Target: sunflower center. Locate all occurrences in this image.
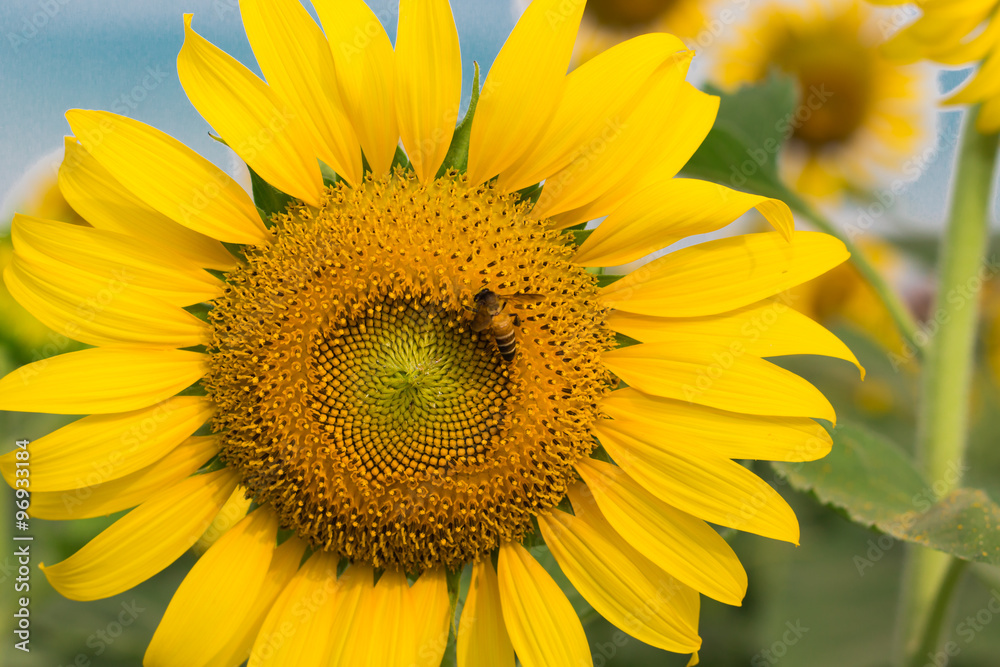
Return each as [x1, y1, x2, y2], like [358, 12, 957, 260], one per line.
[309, 300, 509, 478]
[585, 0, 680, 27]
[768, 27, 876, 148]
[205, 172, 612, 571]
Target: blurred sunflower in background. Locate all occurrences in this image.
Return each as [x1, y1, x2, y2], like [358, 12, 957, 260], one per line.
[0, 150, 86, 370]
[714, 0, 936, 199]
[516, 0, 715, 65]
[870, 0, 1000, 133]
[0, 0, 860, 665]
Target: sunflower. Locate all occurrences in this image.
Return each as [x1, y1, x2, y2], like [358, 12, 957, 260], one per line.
[870, 0, 1000, 133]
[515, 0, 714, 65]
[714, 0, 936, 199]
[0, 0, 859, 665]
[0, 150, 87, 367]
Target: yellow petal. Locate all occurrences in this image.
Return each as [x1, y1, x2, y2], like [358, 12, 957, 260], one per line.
[497, 33, 687, 193]
[195, 485, 254, 555]
[6, 257, 209, 349]
[65, 110, 267, 245]
[326, 564, 372, 665]
[59, 138, 237, 270]
[0, 396, 212, 492]
[458, 559, 515, 667]
[368, 570, 419, 666]
[603, 342, 835, 422]
[206, 536, 308, 667]
[145, 508, 279, 666]
[600, 232, 850, 318]
[248, 551, 343, 666]
[548, 83, 718, 228]
[410, 568, 452, 667]
[240, 0, 363, 186]
[591, 421, 800, 543]
[497, 542, 592, 667]
[946, 44, 1000, 105]
[573, 459, 747, 605]
[606, 299, 863, 377]
[567, 484, 701, 625]
[27, 436, 219, 520]
[574, 179, 794, 267]
[539, 508, 703, 651]
[178, 15, 323, 207]
[395, 0, 463, 183]
[531, 62, 697, 220]
[41, 469, 238, 600]
[12, 214, 225, 306]
[0, 348, 206, 415]
[335, 568, 443, 667]
[466, 0, 586, 185]
[600, 387, 832, 463]
[313, 0, 398, 176]
[976, 95, 1000, 134]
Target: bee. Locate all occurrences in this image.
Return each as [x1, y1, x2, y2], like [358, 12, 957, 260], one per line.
[469, 289, 543, 362]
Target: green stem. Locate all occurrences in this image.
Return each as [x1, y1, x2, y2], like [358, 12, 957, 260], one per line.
[895, 112, 999, 667]
[911, 559, 969, 667]
[785, 193, 926, 362]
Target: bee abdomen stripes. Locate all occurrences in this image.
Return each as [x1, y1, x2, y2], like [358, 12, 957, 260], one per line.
[495, 330, 517, 360]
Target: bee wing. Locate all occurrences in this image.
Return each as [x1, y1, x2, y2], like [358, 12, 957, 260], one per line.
[470, 308, 493, 332]
[507, 294, 545, 307]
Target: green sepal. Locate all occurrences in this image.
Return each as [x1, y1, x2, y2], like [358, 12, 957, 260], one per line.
[614, 332, 641, 349]
[199, 455, 228, 474]
[596, 274, 625, 288]
[437, 62, 481, 177]
[249, 165, 295, 224]
[516, 182, 542, 206]
[319, 160, 342, 189]
[391, 145, 412, 172]
[571, 228, 593, 247]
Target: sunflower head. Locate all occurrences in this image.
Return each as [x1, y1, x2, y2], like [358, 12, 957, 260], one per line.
[206, 170, 613, 570]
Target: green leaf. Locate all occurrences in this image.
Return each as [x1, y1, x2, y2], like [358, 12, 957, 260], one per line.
[438, 61, 481, 176]
[249, 165, 294, 223]
[773, 422, 927, 526]
[682, 74, 798, 199]
[774, 423, 1000, 566]
[892, 489, 1000, 566]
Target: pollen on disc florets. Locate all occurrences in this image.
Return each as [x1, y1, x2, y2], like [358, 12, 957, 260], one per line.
[204, 170, 614, 571]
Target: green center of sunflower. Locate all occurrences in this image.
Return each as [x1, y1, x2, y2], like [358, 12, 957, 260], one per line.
[768, 27, 876, 148]
[204, 172, 613, 571]
[310, 300, 509, 477]
[586, 0, 680, 27]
